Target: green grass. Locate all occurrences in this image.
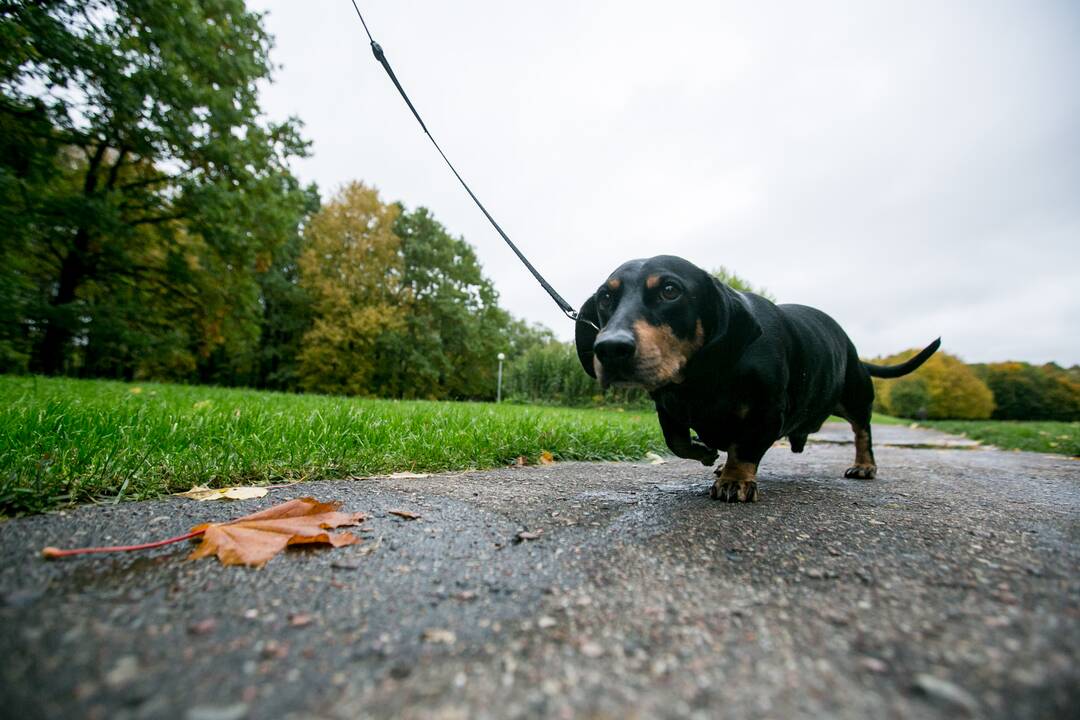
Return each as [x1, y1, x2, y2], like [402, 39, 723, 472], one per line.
[0, 376, 666, 515]
[917, 419, 1080, 456]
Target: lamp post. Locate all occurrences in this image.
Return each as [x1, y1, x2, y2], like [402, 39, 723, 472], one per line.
[496, 352, 506, 403]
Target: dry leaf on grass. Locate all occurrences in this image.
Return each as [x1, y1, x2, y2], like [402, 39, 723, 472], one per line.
[189, 498, 366, 567]
[175, 485, 269, 501]
[539, 450, 555, 465]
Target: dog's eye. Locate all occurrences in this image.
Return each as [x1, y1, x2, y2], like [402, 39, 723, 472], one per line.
[660, 283, 681, 301]
[597, 290, 613, 310]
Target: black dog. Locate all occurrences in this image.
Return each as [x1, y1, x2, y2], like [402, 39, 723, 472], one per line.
[575, 255, 939, 502]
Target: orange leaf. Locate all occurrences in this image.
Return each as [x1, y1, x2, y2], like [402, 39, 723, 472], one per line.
[188, 497, 366, 567]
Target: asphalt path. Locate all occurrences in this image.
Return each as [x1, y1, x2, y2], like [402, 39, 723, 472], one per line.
[1, 424, 1077, 719]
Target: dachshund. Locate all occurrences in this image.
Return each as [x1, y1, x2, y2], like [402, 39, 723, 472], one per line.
[575, 255, 939, 502]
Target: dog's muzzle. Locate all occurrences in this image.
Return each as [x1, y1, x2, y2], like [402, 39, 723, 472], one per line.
[593, 330, 636, 384]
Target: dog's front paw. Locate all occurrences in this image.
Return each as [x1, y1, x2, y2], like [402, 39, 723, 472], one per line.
[710, 478, 758, 503]
[844, 464, 876, 480]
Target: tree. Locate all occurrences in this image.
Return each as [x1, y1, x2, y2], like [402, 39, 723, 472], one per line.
[253, 223, 317, 391]
[373, 206, 516, 399]
[297, 182, 404, 396]
[872, 350, 994, 420]
[973, 362, 1080, 421]
[0, 0, 313, 375]
[711, 266, 776, 301]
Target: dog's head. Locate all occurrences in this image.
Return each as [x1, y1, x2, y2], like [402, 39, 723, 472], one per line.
[575, 255, 762, 391]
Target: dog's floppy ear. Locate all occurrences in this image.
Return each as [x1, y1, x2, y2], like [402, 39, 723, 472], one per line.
[575, 295, 600, 378]
[691, 278, 763, 374]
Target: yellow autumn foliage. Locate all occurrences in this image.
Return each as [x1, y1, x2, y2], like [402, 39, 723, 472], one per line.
[872, 349, 994, 420]
[298, 182, 406, 395]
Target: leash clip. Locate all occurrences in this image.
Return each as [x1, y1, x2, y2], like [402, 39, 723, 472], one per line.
[568, 309, 599, 332]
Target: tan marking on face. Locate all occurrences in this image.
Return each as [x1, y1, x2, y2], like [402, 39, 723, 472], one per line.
[645, 274, 661, 289]
[630, 319, 705, 389]
[606, 278, 621, 290]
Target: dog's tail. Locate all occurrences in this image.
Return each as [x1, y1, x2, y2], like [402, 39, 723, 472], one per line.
[863, 338, 941, 378]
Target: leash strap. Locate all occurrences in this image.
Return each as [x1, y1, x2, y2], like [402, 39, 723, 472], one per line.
[349, 1, 588, 326]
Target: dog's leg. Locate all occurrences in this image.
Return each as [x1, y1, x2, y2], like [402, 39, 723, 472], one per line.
[844, 421, 877, 479]
[657, 406, 718, 466]
[711, 445, 759, 502]
[839, 357, 878, 479]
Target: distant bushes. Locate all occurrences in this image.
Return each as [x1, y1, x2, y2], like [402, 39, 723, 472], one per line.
[502, 342, 649, 408]
[974, 362, 1080, 421]
[873, 351, 1079, 421]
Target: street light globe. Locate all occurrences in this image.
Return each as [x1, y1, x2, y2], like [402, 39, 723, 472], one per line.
[497, 353, 506, 361]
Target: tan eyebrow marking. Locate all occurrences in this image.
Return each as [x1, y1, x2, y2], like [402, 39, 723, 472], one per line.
[606, 278, 621, 290]
[646, 274, 661, 289]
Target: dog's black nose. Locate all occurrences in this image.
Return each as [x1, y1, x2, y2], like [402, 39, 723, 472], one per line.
[594, 332, 636, 366]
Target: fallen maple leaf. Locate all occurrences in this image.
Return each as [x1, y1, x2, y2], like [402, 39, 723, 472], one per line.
[539, 450, 555, 465]
[42, 497, 366, 567]
[189, 498, 366, 567]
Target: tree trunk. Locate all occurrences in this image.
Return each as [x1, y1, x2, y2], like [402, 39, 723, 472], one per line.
[33, 141, 109, 375]
[33, 232, 87, 375]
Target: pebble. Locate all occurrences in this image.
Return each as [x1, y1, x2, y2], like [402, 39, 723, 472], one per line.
[858, 656, 888, 673]
[104, 655, 140, 689]
[184, 703, 250, 720]
[913, 673, 979, 714]
[580, 641, 604, 658]
[422, 628, 457, 645]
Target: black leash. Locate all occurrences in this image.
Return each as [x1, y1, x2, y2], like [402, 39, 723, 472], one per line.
[348, 2, 594, 329]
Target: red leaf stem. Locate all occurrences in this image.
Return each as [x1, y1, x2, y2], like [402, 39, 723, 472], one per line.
[42, 529, 206, 559]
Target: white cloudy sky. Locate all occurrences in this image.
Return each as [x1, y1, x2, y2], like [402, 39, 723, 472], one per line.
[249, 0, 1079, 365]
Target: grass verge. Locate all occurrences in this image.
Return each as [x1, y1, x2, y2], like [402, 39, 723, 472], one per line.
[0, 376, 666, 515]
[917, 419, 1080, 456]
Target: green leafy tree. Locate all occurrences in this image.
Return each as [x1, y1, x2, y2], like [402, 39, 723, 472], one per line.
[373, 206, 517, 399]
[253, 224, 318, 390]
[711, 266, 776, 301]
[973, 362, 1080, 421]
[0, 0, 312, 375]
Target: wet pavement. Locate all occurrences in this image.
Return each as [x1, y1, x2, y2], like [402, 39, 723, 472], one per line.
[1, 424, 1077, 719]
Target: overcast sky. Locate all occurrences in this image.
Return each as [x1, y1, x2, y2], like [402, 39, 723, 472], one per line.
[249, 0, 1079, 365]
